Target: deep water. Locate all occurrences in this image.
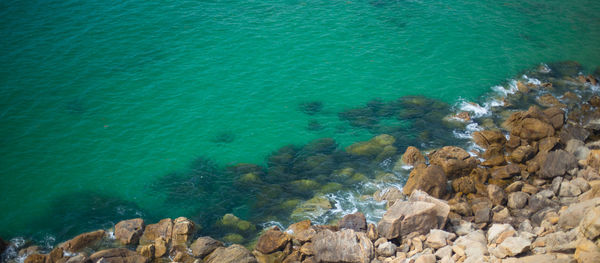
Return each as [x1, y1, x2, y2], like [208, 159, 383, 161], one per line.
[1, 0, 600, 246]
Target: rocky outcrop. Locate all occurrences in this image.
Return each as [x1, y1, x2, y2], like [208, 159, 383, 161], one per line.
[401, 146, 426, 166]
[59, 229, 106, 253]
[428, 146, 478, 179]
[139, 218, 173, 245]
[89, 248, 148, 263]
[402, 164, 447, 198]
[338, 212, 367, 232]
[254, 227, 290, 254]
[190, 236, 223, 258]
[115, 218, 145, 245]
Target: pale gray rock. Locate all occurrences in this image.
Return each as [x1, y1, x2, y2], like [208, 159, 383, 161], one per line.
[312, 229, 373, 263]
[507, 192, 529, 209]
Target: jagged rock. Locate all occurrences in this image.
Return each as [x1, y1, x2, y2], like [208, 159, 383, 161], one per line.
[377, 200, 439, 239]
[510, 145, 536, 163]
[579, 180, 600, 201]
[488, 184, 507, 206]
[574, 238, 600, 263]
[537, 94, 566, 108]
[136, 244, 154, 259]
[139, 218, 173, 245]
[425, 229, 456, 249]
[487, 224, 515, 245]
[579, 206, 600, 240]
[172, 217, 196, 245]
[312, 229, 373, 263]
[428, 146, 477, 179]
[540, 150, 578, 179]
[89, 248, 148, 263]
[252, 250, 286, 263]
[401, 146, 426, 166]
[190, 236, 223, 258]
[491, 164, 521, 180]
[452, 176, 476, 194]
[543, 107, 565, 130]
[205, 245, 257, 263]
[538, 229, 578, 253]
[560, 125, 590, 144]
[512, 118, 555, 141]
[408, 190, 450, 229]
[472, 130, 506, 149]
[255, 227, 290, 254]
[558, 198, 600, 229]
[551, 177, 563, 195]
[285, 220, 311, 238]
[403, 164, 447, 198]
[435, 245, 452, 259]
[453, 230, 487, 260]
[471, 199, 491, 224]
[339, 212, 367, 232]
[375, 241, 396, 257]
[153, 237, 167, 258]
[60, 230, 106, 253]
[65, 254, 90, 263]
[493, 237, 531, 258]
[115, 218, 145, 246]
[373, 186, 404, 206]
[507, 192, 529, 209]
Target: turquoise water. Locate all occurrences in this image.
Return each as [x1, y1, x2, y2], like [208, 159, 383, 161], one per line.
[1, 0, 599, 243]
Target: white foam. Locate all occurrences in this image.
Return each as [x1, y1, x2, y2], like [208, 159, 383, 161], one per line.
[260, 221, 285, 231]
[458, 100, 489, 118]
[523, 75, 541, 86]
[538, 63, 551, 74]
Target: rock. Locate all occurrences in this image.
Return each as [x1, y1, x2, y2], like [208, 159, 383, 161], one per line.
[24, 254, 48, 263]
[425, 229, 456, 249]
[428, 146, 478, 179]
[115, 218, 145, 246]
[414, 254, 436, 263]
[190, 236, 223, 258]
[153, 237, 167, 258]
[540, 150, 578, 179]
[452, 176, 476, 194]
[255, 227, 290, 254]
[558, 198, 600, 229]
[543, 107, 565, 130]
[339, 212, 367, 232]
[488, 184, 507, 206]
[472, 200, 491, 224]
[494, 237, 531, 258]
[172, 217, 196, 245]
[513, 118, 555, 141]
[60, 230, 106, 253]
[408, 190, 450, 229]
[574, 238, 600, 263]
[502, 253, 575, 263]
[139, 218, 173, 245]
[401, 146, 426, 166]
[375, 241, 396, 257]
[579, 206, 600, 240]
[571, 177, 590, 192]
[373, 186, 404, 206]
[507, 192, 529, 209]
[472, 130, 506, 149]
[346, 134, 395, 157]
[551, 177, 563, 195]
[560, 125, 590, 144]
[538, 229, 578, 253]
[537, 94, 565, 108]
[65, 254, 90, 263]
[223, 233, 245, 244]
[487, 224, 515, 245]
[566, 139, 590, 161]
[510, 145, 536, 163]
[0, 237, 8, 256]
[285, 220, 311, 238]
[89, 248, 148, 263]
[312, 229, 373, 263]
[435, 245, 452, 259]
[403, 164, 447, 198]
[291, 196, 332, 221]
[491, 164, 521, 180]
[377, 200, 439, 239]
[136, 244, 154, 259]
[505, 181, 524, 192]
[558, 181, 582, 197]
[453, 231, 487, 260]
[205, 244, 257, 263]
[587, 149, 600, 172]
[579, 180, 600, 201]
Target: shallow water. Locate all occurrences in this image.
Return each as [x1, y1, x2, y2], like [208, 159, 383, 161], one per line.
[1, 0, 599, 245]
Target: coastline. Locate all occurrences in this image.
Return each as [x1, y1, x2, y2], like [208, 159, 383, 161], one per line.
[2, 61, 600, 263]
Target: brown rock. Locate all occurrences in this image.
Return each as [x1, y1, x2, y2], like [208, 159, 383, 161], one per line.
[139, 218, 173, 245]
[574, 238, 600, 263]
[285, 220, 311, 238]
[115, 218, 145, 246]
[539, 136, 560, 153]
[428, 146, 478, 179]
[190, 236, 223, 258]
[473, 130, 506, 149]
[136, 244, 154, 259]
[373, 186, 404, 207]
[510, 145, 536, 163]
[377, 200, 439, 239]
[251, 250, 286, 263]
[488, 184, 507, 206]
[255, 227, 291, 254]
[367, 223, 378, 241]
[491, 164, 521, 179]
[24, 254, 48, 263]
[543, 107, 565, 130]
[469, 167, 489, 184]
[205, 245, 257, 263]
[514, 118, 555, 141]
[172, 217, 196, 245]
[507, 192, 529, 209]
[402, 164, 447, 198]
[312, 229, 373, 263]
[401, 146, 426, 166]
[452, 176, 475, 194]
[339, 212, 367, 232]
[60, 230, 106, 253]
[579, 206, 600, 240]
[537, 94, 566, 108]
[587, 149, 600, 172]
[89, 248, 148, 263]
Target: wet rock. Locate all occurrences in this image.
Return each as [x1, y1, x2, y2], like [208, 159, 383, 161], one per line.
[507, 192, 529, 209]
[60, 229, 106, 253]
[579, 206, 600, 240]
[403, 164, 447, 198]
[285, 220, 311, 238]
[312, 229, 373, 263]
[205, 244, 257, 263]
[255, 227, 290, 254]
[425, 229, 455, 249]
[537, 94, 566, 108]
[139, 218, 173, 245]
[472, 130, 506, 149]
[488, 184, 507, 206]
[375, 241, 396, 257]
[377, 200, 439, 239]
[89, 248, 148, 263]
[401, 146, 426, 166]
[428, 146, 478, 179]
[345, 134, 395, 157]
[558, 198, 600, 229]
[540, 150, 578, 179]
[190, 236, 223, 258]
[452, 175, 476, 194]
[373, 186, 404, 206]
[291, 196, 332, 221]
[339, 212, 367, 232]
[115, 218, 145, 246]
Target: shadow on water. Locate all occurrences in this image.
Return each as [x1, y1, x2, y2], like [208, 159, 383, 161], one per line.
[211, 131, 235, 144]
[298, 101, 323, 115]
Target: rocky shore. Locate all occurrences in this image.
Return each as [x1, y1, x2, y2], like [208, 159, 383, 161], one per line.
[2, 62, 600, 263]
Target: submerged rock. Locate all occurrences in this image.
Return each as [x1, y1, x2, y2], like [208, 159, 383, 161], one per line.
[345, 134, 396, 158]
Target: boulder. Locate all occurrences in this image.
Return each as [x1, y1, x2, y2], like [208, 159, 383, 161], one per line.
[487, 224, 515, 245]
[428, 146, 477, 179]
[252, 250, 286, 263]
[560, 125, 590, 144]
[401, 146, 426, 166]
[139, 218, 173, 245]
[453, 231, 488, 260]
[579, 206, 600, 240]
[204, 245, 257, 263]
[115, 218, 145, 246]
[425, 229, 456, 249]
[373, 186, 404, 206]
[574, 238, 600, 263]
[285, 220, 311, 238]
[540, 150, 578, 179]
[543, 107, 565, 130]
[472, 130, 506, 149]
[559, 181, 582, 197]
[487, 184, 507, 206]
[60, 230, 106, 253]
[136, 244, 154, 259]
[375, 241, 396, 257]
[291, 196, 332, 221]
[512, 118, 555, 141]
[338, 212, 367, 232]
[408, 190, 450, 229]
[255, 227, 291, 254]
[565, 139, 590, 161]
[89, 248, 148, 263]
[172, 217, 196, 245]
[190, 236, 223, 258]
[588, 149, 600, 172]
[510, 145, 536, 163]
[493, 236, 531, 258]
[402, 164, 447, 198]
[24, 254, 48, 263]
[377, 200, 439, 239]
[507, 192, 529, 209]
[491, 164, 520, 180]
[558, 198, 600, 230]
[452, 176, 476, 194]
[312, 229, 373, 263]
[538, 229, 578, 253]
